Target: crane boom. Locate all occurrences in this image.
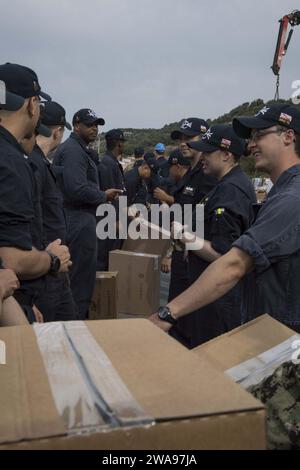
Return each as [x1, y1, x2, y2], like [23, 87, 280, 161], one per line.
[271, 10, 300, 76]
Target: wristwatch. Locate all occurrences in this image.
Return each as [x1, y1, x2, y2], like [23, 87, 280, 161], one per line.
[157, 306, 177, 326]
[47, 251, 61, 274]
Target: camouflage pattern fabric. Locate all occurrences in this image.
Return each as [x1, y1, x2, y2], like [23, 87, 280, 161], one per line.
[247, 361, 300, 450]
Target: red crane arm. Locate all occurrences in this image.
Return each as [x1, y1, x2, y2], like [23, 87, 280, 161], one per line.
[271, 10, 300, 76]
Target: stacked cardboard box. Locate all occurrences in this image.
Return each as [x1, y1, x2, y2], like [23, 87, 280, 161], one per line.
[109, 250, 160, 317]
[88, 272, 118, 320]
[118, 220, 172, 318]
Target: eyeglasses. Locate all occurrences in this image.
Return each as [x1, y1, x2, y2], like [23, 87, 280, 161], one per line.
[250, 128, 286, 142]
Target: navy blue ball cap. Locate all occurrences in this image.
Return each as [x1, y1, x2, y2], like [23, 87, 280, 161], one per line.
[188, 124, 246, 157]
[72, 108, 105, 126]
[0, 63, 51, 111]
[167, 148, 191, 167]
[171, 117, 208, 140]
[105, 128, 126, 141]
[233, 104, 300, 139]
[143, 152, 155, 161]
[134, 146, 144, 157]
[36, 121, 52, 138]
[41, 101, 71, 130]
[144, 152, 159, 170]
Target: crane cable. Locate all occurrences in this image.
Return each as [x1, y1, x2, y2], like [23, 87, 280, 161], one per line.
[274, 74, 280, 101]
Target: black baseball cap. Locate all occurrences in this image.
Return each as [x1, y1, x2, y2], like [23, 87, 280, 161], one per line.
[167, 149, 191, 167]
[72, 108, 105, 126]
[0, 63, 51, 111]
[135, 159, 147, 168]
[233, 104, 300, 139]
[188, 124, 246, 158]
[144, 152, 159, 171]
[171, 117, 208, 140]
[41, 101, 71, 130]
[134, 146, 144, 157]
[105, 129, 126, 142]
[36, 120, 52, 138]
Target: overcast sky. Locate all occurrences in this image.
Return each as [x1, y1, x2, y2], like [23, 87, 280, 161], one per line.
[1, 0, 299, 130]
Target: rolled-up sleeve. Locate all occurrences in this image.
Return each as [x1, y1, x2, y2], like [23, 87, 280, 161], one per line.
[233, 193, 300, 273]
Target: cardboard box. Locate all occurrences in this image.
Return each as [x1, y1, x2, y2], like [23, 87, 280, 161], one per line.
[0, 319, 265, 450]
[191, 314, 296, 373]
[191, 315, 300, 449]
[88, 272, 118, 320]
[122, 218, 171, 257]
[109, 250, 160, 316]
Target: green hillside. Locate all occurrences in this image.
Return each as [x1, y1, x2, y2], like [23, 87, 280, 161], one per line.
[98, 98, 299, 176]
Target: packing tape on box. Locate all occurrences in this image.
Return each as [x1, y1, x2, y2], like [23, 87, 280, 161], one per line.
[33, 322, 154, 434]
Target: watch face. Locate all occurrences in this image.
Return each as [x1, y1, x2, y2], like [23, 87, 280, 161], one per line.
[50, 255, 60, 273]
[158, 306, 177, 326]
[158, 307, 169, 320]
[53, 257, 61, 272]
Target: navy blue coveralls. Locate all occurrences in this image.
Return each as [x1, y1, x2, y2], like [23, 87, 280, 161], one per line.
[88, 149, 114, 271]
[54, 133, 107, 319]
[168, 161, 217, 302]
[170, 165, 257, 348]
[124, 160, 148, 206]
[156, 156, 169, 178]
[0, 126, 45, 322]
[101, 150, 126, 192]
[29, 144, 77, 321]
[101, 150, 126, 255]
[233, 164, 300, 333]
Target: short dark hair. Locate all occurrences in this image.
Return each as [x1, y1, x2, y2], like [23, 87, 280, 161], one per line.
[220, 149, 240, 163]
[276, 125, 300, 158]
[295, 133, 300, 158]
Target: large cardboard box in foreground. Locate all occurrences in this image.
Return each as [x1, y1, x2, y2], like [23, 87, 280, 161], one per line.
[0, 319, 265, 450]
[109, 250, 160, 316]
[88, 272, 118, 320]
